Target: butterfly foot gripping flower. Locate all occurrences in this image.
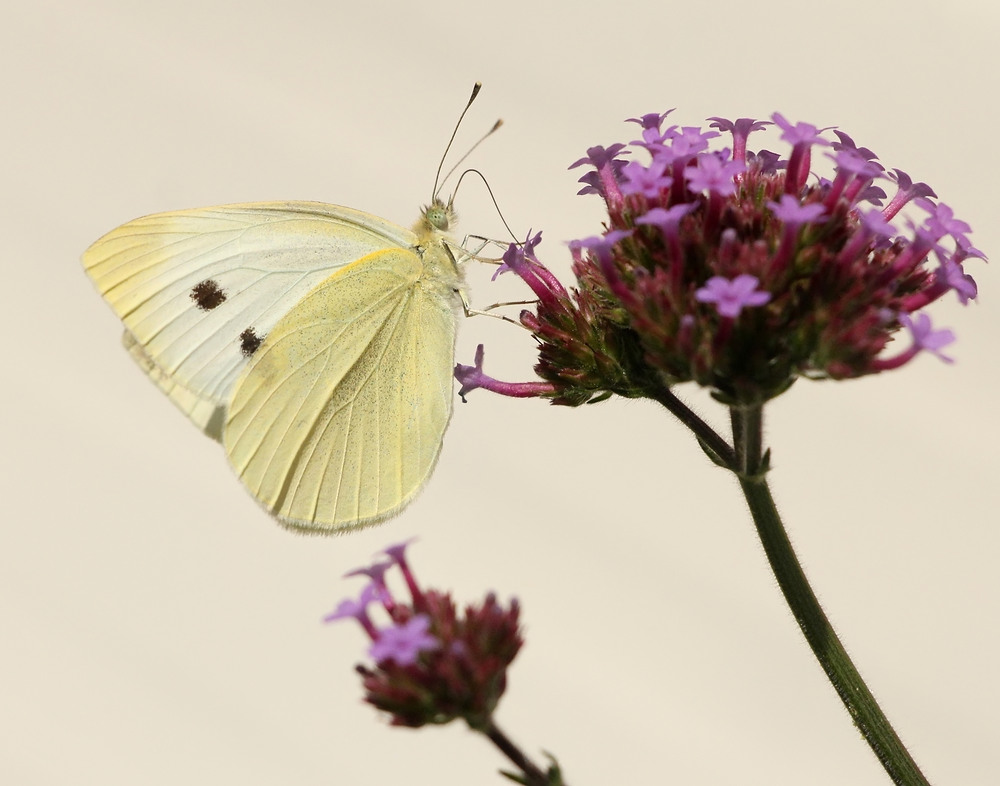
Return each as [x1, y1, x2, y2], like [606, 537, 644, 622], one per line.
[462, 110, 983, 410]
[325, 539, 523, 731]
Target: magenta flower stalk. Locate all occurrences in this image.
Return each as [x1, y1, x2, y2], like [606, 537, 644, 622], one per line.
[456, 108, 984, 786]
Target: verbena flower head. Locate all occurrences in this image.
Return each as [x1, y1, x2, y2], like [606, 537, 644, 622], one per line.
[324, 540, 522, 729]
[460, 110, 985, 407]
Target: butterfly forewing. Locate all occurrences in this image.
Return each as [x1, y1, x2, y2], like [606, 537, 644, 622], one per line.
[123, 331, 227, 437]
[224, 246, 459, 532]
[82, 202, 419, 412]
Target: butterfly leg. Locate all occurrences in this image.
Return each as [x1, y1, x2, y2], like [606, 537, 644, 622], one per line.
[457, 287, 526, 326]
[457, 234, 508, 266]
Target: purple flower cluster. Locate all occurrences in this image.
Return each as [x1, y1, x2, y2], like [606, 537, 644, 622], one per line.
[457, 110, 983, 406]
[324, 540, 522, 729]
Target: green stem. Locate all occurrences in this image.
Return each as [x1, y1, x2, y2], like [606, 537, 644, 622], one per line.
[647, 386, 737, 470]
[730, 404, 930, 786]
[481, 718, 557, 786]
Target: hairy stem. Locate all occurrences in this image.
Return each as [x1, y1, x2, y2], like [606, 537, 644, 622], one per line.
[482, 718, 558, 786]
[647, 386, 736, 470]
[731, 404, 930, 786]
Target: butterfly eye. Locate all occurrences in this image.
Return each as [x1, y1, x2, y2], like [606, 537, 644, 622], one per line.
[190, 279, 227, 310]
[424, 203, 450, 232]
[239, 327, 264, 357]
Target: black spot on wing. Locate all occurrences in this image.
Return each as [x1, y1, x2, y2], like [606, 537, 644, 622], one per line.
[239, 327, 264, 357]
[190, 279, 226, 310]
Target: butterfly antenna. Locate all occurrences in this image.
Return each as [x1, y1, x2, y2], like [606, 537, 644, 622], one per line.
[452, 168, 519, 244]
[432, 82, 484, 203]
[437, 118, 504, 200]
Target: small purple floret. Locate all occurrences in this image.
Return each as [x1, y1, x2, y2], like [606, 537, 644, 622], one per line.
[369, 615, 440, 667]
[626, 110, 676, 130]
[767, 194, 827, 226]
[568, 143, 629, 172]
[323, 583, 380, 638]
[621, 158, 672, 198]
[903, 312, 956, 363]
[635, 203, 697, 232]
[454, 345, 555, 401]
[685, 152, 744, 197]
[568, 230, 632, 263]
[695, 275, 772, 319]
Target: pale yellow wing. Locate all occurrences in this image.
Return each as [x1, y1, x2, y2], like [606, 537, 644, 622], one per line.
[223, 246, 460, 533]
[122, 331, 226, 438]
[81, 202, 417, 434]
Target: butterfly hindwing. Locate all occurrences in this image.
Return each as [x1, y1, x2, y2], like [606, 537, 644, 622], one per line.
[223, 246, 459, 532]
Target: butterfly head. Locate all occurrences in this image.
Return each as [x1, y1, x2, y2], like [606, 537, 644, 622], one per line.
[419, 198, 456, 237]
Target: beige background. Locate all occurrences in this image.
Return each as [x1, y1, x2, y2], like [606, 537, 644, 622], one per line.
[3, 1, 998, 784]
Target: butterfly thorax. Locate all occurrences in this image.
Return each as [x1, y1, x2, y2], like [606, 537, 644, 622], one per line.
[413, 199, 463, 297]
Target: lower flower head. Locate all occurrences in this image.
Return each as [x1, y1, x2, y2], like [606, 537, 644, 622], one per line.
[325, 542, 522, 729]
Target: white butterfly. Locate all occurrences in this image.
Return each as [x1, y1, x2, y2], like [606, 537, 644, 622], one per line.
[83, 191, 468, 534]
